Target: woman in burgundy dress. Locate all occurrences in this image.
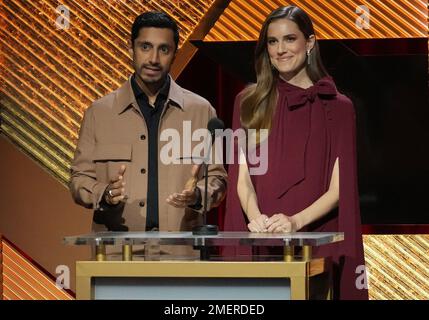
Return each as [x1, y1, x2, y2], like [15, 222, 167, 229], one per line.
[224, 5, 368, 300]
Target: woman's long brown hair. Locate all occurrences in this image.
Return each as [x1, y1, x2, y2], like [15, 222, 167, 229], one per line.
[240, 6, 329, 134]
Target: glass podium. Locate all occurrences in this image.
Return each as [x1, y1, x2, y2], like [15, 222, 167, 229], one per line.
[64, 231, 343, 300]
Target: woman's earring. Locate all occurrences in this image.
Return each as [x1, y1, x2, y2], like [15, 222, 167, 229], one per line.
[307, 49, 311, 65]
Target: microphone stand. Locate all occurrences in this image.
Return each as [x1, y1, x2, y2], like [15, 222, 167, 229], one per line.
[178, 122, 220, 237]
[178, 157, 215, 260]
[192, 159, 219, 236]
[179, 146, 218, 260]
[179, 119, 224, 259]
[191, 130, 218, 236]
[192, 135, 219, 261]
[178, 155, 219, 237]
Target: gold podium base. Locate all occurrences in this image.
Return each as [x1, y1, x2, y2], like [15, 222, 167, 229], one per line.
[76, 258, 332, 300]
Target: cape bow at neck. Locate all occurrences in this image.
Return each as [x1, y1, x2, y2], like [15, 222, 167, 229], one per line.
[278, 77, 338, 109]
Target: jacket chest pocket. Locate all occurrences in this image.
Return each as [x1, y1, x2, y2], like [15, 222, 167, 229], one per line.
[93, 144, 132, 183]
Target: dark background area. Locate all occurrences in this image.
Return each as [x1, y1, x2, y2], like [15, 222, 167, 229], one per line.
[177, 38, 429, 225]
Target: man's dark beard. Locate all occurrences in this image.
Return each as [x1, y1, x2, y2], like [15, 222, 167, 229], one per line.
[135, 64, 168, 86]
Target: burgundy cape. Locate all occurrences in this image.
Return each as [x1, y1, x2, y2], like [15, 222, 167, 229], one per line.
[223, 77, 368, 300]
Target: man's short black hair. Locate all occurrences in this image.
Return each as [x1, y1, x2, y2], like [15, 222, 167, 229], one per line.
[131, 11, 179, 50]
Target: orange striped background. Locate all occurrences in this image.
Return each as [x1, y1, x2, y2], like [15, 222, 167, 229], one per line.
[205, 0, 428, 41]
[1, 238, 72, 300]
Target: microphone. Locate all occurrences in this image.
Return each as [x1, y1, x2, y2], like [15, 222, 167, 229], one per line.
[207, 117, 225, 140]
[192, 117, 224, 236]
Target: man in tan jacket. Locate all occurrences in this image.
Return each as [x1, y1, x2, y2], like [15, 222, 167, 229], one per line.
[69, 11, 227, 245]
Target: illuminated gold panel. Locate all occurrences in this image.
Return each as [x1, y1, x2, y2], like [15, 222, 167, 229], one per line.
[2, 239, 73, 300]
[363, 235, 429, 300]
[0, 0, 215, 185]
[205, 0, 428, 41]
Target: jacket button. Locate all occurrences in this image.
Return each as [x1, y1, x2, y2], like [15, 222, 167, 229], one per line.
[140, 168, 146, 174]
[140, 134, 146, 140]
[139, 201, 145, 207]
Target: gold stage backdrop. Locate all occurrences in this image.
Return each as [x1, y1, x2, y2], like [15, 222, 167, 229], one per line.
[363, 235, 429, 300]
[205, 0, 427, 41]
[1, 235, 73, 300]
[0, 0, 427, 186]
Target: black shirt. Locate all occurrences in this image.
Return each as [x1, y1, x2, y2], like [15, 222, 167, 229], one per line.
[131, 74, 170, 230]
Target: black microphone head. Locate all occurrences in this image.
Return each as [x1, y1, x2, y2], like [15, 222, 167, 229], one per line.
[207, 117, 225, 135]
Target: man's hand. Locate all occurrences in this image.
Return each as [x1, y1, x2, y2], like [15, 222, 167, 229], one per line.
[247, 214, 269, 233]
[166, 189, 199, 208]
[104, 165, 127, 205]
[166, 164, 200, 208]
[266, 213, 300, 233]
